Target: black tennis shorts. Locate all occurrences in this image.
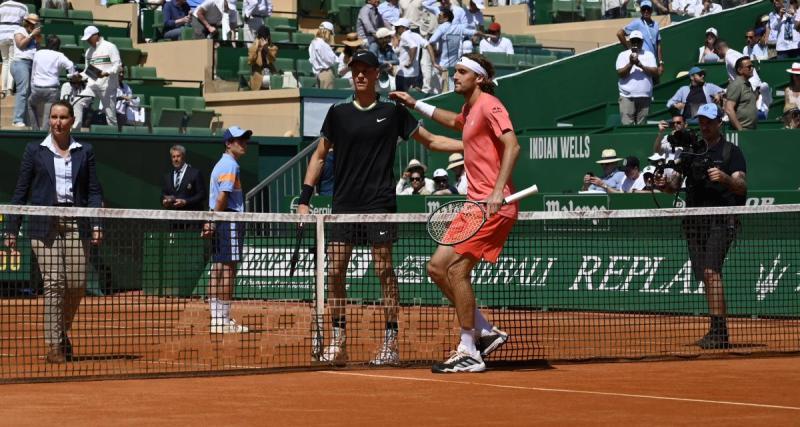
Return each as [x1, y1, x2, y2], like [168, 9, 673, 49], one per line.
[327, 222, 398, 246]
[682, 215, 739, 280]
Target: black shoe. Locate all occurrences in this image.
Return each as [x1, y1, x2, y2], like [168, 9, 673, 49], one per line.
[431, 346, 485, 373]
[61, 334, 73, 361]
[696, 331, 729, 350]
[477, 326, 509, 358]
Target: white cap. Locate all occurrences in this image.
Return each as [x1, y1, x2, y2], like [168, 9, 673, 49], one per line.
[375, 27, 395, 39]
[472, 0, 485, 9]
[319, 21, 335, 32]
[628, 30, 644, 41]
[648, 153, 665, 161]
[394, 18, 412, 28]
[406, 158, 427, 172]
[706, 27, 718, 36]
[433, 168, 448, 178]
[642, 165, 656, 175]
[81, 25, 100, 41]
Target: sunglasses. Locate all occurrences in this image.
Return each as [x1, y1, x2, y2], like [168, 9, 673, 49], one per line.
[410, 177, 423, 182]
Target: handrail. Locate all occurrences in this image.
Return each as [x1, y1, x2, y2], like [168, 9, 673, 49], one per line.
[247, 139, 319, 199]
[245, 139, 320, 212]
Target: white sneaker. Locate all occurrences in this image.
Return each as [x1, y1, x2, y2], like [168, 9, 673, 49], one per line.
[210, 319, 250, 334]
[370, 340, 399, 366]
[319, 335, 347, 364]
[11, 122, 25, 128]
[431, 344, 485, 373]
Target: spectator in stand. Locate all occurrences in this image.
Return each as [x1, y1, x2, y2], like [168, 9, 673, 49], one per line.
[464, 0, 484, 31]
[427, 9, 476, 93]
[60, 75, 91, 130]
[690, 0, 722, 17]
[115, 69, 144, 126]
[82, 26, 121, 127]
[393, 18, 422, 91]
[29, 35, 76, 131]
[603, 0, 629, 19]
[605, 156, 645, 193]
[616, 0, 663, 76]
[715, 39, 762, 87]
[672, 0, 699, 17]
[248, 25, 278, 90]
[358, 0, 384, 49]
[0, 0, 27, 97]
[378, 0, 401, 27]
[431, 168, 458, 195]
[767, 0, 784, 58]
[399, 0, 424, 26]
[371, 27, 398, 79]
[698, 27, 720, 63]
[616, 30, 658, 125]
[11, 13, 40, 128]
[396, 158, 434, 194]
[309, 21, 338, 89]
[446, 152, 467, 195]
[582, 148, 625, 193]
[743, 28, 769, 60]
[163, 0, 192, 41]
[666, 66, 724, 120]
[162, 145, 207, 211]
[783, 105, 800, 128]
[192, 0, 232, 40]
[479, 22, 514, 55]
[771, 0, 800, 59]
[785, 62, 800, 110]
[337, 33, 365, 82]
[653, 113, 686, 161]
[400, 169, 432, 195]
[724, 56, 758, 130]
[756, 81, 772, 121]
[242, 0, 272, 46]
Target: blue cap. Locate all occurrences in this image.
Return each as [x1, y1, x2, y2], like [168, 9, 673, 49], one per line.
[695, 103, 722, 120]
[640, 0, 653, 8]
[223, 126, 252, 143]
[688, 66, 704, 76]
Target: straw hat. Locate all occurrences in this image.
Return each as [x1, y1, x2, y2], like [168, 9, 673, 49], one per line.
[342, 32, 365, 48]
[447, 153, 464, 170]
[406, 158, 427, 173]
[787, 62, 800, 75]
[595, 148, 622, 164]
[23, 13, 39, 25]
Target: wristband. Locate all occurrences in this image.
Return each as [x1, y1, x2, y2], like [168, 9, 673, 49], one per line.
[298, 184, 314, 206]
[414, 101, 436, 119]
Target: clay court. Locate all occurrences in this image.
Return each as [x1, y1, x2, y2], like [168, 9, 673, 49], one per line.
[1, 356, 798, 426]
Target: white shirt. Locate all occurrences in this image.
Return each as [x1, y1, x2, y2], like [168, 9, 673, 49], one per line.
[12, 26, 36, 60]
[193, 0, 230, 25]
[616, 49, 656, 98]
[115, 83, 144, 123]
[479, 37, 514, 54]
[0, 0, 26, 41]
[464, 9, 482, 30]
[396, 177, 435, 194]
[724, 48, 762, 88]
[243, 0, 271, 17]
[32, 49, 75, 87]
[399, 0, 424, 27]
[337, 52, 352, 80]
[775, 12, 800, 52]
[84, 38, 121, 79]
[173, 162, 188, 188]
[689, 2, 721, 17]
[308, 37, 337, 74]
[396, 30, 420, 77]
[742, 42, 769, 60]
[41, 136, 82, 204]
[618, 174, 645, 193]
[456, 173, 467, 194]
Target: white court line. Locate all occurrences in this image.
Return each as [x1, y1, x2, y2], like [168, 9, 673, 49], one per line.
[320, 371, 800, 411]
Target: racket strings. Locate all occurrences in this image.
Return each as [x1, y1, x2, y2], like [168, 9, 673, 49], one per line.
[427, 202, 485, 245]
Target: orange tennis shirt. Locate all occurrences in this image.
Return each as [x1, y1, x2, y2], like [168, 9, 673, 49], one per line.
[455, 92, 518, 219]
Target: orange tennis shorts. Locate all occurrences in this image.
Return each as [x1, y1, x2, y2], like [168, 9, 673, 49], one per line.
[453, 213, 516, 264]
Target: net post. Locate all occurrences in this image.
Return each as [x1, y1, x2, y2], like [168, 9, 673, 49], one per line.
[312, 214, 326, 359]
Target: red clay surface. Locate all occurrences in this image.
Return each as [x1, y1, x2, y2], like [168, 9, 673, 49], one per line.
[2, 357, 799, 426]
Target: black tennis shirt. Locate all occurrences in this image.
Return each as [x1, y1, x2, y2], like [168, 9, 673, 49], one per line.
[320, 95, 419, 213]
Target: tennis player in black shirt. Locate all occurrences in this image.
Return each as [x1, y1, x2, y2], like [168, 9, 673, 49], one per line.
[297, 50, 463, 365]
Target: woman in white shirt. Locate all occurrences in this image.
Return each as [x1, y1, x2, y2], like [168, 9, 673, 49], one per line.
[0, 0, 27, 96]
[11, 13, 39, 127]
[308, 21, 337, 89]
[698, 27, 720, 63]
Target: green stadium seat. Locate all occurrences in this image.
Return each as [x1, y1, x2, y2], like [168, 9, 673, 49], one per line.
[274, 58, 294, 74]
[119, 48, 143, 68]
[483, 52, 512, 65]
[152, 127, 182, 135]
[186, 110, 215, 128]
[68, 10, 94, 21]
[56, 34, 77, 46]
[180, 26, 194, 40]
[237, 56, 249, 79]
[90, 124, 119, 133]
[334, 78, 351, 89]
[583, 0, 603, 20]
[149, 96, 185, 128]
[292, 32, 314, 44]
[121, 126, 150, 134]
[269, 74, 284, 89]
[266, 16, 297, 32]
[533, 55, 557, 66]
[551, 0, 582, 22]
[109, 37, 134, 49]
[299, 76, 317, 88]
[295, 59, 314, 76]
[185, 127, 213, 136]
[271, 31, 291, 43]
[511, 53, 529, 66]
[151, 10, 164, 40]
[61, 45, 84, 63]
[40, 8, 68, 21]
[129, 66, 158, 79]
[179, 96, 206, 111]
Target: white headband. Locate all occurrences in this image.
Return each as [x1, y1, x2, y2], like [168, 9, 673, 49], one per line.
[458, 56, 488, 78]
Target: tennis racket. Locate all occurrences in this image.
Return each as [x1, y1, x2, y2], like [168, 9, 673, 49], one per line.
[288, 223, 305, 277]
[426, 184, 538, 246]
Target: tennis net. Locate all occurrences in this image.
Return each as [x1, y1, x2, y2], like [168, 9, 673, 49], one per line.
[1, 203, 799, 382]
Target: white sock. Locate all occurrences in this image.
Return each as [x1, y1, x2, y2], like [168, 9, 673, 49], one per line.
[460, 328, 477, 354]
[333, 327, 345, 342]
[221, 300, 232, 323]
[474, 309, 493, 336]
[210, 298, 223, 325]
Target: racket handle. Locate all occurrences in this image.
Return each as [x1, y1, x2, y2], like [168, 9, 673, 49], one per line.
[504, 184, 538, 204]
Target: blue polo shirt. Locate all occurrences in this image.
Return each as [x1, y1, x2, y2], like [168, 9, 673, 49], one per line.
[624, 18, 660, 56]
[429, 21, 476, 68]
[209, 153, 244, 212]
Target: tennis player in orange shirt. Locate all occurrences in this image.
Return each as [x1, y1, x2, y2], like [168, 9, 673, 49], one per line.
[391, 53, 521, 373]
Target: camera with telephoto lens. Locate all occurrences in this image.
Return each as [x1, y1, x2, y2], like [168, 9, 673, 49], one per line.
[657, 128, 717, 182]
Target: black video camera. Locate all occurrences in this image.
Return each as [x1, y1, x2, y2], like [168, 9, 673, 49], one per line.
[662, 128, 716, 182]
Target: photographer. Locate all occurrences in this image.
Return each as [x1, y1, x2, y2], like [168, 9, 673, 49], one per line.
[656, 103, 747, 350]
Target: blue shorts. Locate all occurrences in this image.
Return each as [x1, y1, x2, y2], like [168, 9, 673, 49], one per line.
[212, 221, 244, 263]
